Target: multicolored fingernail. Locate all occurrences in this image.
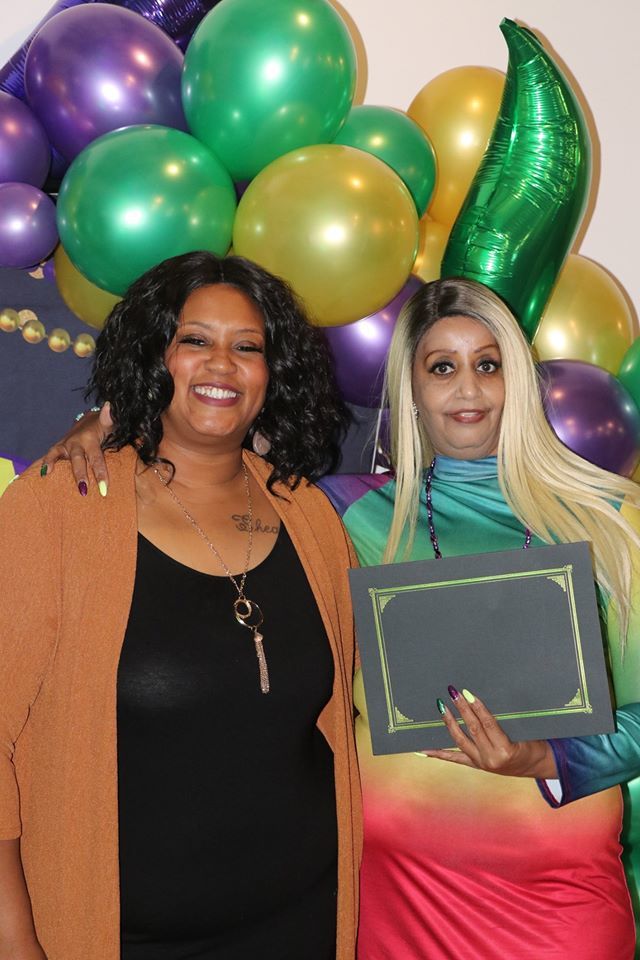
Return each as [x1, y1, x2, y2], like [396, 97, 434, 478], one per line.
[447, 684, 460, 700]
[462, 688, 476, 704]
[436, 698, 446, 716]
[98, 480, 108, 498]
[78, 480, 88, 497]
[40, 463, 48, 477]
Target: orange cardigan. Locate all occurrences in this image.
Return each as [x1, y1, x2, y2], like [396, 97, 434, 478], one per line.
[0, 447, 361, 959]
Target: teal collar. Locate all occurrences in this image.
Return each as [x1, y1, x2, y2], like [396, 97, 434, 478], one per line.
[430, 455, 498, 483]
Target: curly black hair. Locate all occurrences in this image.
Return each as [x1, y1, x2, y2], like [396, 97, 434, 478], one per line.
[87, 251, 348, 489]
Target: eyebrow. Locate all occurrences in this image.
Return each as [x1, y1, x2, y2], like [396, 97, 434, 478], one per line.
[178, 321, 265, 336]
[424, 343, 499, 361]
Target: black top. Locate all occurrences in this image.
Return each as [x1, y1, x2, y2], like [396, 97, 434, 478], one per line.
[117, 525, 338, 960]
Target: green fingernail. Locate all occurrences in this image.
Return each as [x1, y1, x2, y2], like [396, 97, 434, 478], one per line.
[98, 480, 108, 498]
[436, 697, 446, 716]
[40, 463, 48, 477]
[462, 688, 476, 704]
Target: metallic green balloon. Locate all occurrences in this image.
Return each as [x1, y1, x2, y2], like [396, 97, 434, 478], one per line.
[333, 105, 436, 216]
[57, 125, 236, 295]
[441, 19, 591, 341]
[182, 0, 357, 181]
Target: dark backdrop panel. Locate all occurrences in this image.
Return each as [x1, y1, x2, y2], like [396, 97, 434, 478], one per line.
[0, 266, 92, 461]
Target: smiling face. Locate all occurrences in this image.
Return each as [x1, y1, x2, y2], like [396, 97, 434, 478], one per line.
[411, 314, 505, 460]
[161, 284, 269, 454]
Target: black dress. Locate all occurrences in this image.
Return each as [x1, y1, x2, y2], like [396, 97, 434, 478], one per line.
[117, 526, 338, 960]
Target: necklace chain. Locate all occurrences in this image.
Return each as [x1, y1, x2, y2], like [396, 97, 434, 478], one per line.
[425, 457, 532, 559]
[154, 463, 253, 598]
[153, 462, 270, 694]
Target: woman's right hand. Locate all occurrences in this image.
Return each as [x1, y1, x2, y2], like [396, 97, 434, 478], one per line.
[40, 402, 113, 495]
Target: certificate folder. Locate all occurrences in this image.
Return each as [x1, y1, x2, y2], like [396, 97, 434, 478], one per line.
[348, 542, 614, 755]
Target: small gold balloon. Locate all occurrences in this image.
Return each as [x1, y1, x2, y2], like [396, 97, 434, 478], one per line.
[412, 217, 449, 283]
[73, 333, 96, 358]
[534, 255, 635, 374]
[48, 327, 71, 353]
[22, 319, 46, 344]
[408, 66, 505, 227]
[54, 246, 120, 331]
[0, 308, 20, 332]
[18, 308, 38, 328]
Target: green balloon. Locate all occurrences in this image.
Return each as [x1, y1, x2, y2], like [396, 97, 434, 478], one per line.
[57, 125, 236, 295]
[333, 105, 436, 216]
[618, 339, 640, 416]
[182, 0, 357, 181]
[441, 19, 591, 341]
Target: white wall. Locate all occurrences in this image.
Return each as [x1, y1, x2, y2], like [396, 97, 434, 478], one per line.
[3, 0, 638, 316]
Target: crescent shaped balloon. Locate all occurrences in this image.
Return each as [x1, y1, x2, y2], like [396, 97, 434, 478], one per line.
[0, 0, 220, 100]
[440, 18, 591, 342]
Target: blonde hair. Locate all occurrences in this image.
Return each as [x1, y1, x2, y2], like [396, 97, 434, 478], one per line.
[383, 277, 640, 643]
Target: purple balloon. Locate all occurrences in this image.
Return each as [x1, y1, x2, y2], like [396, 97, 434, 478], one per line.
[0, 182, 58, 268]
[0, 0, 86, 101]
[540, 359, 640, 477]
[0, 0, 220, 100]
[0, 91, 50, 187]
[24, 5, 187, 161]
[324, 276, 424, 408]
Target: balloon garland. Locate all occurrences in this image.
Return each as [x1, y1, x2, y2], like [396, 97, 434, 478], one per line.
[0, 3, 637, 478]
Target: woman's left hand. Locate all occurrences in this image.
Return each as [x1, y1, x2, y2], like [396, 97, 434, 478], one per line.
[423, 687, 558, 779]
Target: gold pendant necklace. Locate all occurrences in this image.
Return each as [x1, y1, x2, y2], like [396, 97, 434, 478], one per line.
[153, 462, 269, 694]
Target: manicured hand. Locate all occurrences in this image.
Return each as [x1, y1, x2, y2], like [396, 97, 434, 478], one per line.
[424, 685, 558, 779]
[39, 403, 112, 496]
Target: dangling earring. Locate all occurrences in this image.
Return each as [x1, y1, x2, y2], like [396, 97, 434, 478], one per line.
[252, 429, 271, 457]
[411, 401, 419, 420]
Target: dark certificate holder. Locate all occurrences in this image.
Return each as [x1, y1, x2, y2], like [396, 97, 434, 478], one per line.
[348, 541, 614, 755]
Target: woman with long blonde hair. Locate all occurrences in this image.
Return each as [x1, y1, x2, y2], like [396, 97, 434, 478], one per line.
[322, 276, 640, 959]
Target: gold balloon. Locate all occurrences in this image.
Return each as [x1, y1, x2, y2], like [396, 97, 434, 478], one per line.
[54, 245, 121, 332]
[0, 458, 17, 498]
[0, 308, 20, 332]
[408, 66, 505, 227]
[412, 217, 449, 283]
[73, 333, 97, 358]
[22, 319, 46, 344]
[533, 255, 635, 374]
[48, 328, 71, 353]
[234, 144, 419, 327]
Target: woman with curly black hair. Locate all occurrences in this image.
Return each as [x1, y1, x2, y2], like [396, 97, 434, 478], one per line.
[0, 252, 361, 960]
[86, 250, 347, 490]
